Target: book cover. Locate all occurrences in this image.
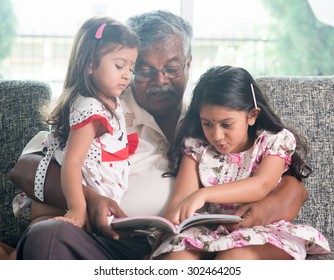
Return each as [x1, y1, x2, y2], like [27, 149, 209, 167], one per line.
[111, 213, 242, 234]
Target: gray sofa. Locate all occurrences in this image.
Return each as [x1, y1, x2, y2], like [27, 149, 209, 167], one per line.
[0, 80, 51, 248]
[0, 77, 333, 259]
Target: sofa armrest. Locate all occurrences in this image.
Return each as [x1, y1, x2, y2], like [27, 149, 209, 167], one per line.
[0, 80, 51, 247]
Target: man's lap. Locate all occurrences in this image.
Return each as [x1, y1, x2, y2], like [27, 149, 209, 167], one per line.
[16, 219, 151, 260]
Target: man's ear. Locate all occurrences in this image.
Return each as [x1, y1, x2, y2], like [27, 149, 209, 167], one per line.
[248, 108, 261, 126]
[187, 55, 192, 69]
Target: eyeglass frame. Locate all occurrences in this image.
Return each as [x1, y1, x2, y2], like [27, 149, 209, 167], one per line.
[133, 61, 187, 83]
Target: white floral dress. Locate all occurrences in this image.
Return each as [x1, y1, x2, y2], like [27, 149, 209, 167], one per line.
[151, 129, 330, 259]
[32, 95, 138, 223]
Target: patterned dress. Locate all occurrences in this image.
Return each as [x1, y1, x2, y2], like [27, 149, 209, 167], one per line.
[33, 95, 138, 223]
[151, 129, 330, 259]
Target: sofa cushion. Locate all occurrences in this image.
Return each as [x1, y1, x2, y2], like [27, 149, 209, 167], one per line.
[0, 80, 51, 247]
[256, 76, 334, 258]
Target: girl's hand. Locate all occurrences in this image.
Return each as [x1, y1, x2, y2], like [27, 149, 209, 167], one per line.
[169, 191, 206, 225]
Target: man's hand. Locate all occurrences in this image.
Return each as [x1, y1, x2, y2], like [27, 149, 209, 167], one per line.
[227, 176, 308, 231]
[85, 188, 127, 240]
[227, 202, 271, 231]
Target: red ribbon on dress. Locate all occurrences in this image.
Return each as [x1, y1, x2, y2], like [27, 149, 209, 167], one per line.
[70, 114, 138, 162]
[101, 132, 138, 162]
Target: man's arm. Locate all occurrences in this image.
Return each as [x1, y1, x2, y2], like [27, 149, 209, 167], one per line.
[230, 175, 308, 229]
[10, 153, 67, 209]
[10, 153, 127, 239]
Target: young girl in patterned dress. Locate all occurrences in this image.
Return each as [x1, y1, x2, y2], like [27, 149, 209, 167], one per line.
[27, 16, 139, 228]
[151, 66, 330, 260]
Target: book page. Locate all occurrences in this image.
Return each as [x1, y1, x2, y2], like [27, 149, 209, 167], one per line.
[178, 213, 242, 233]
[111, 215, 178, 234]
[111, 214, 242, 235]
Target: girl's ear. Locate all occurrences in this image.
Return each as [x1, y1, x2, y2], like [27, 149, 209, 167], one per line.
[88, 63, 93, 75]
[248, 108, 261, 126]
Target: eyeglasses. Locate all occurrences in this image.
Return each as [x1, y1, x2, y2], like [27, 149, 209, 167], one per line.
[134, 62, 186, 82]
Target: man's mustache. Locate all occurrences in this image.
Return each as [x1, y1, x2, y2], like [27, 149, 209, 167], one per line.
[147, 85, 175, 96]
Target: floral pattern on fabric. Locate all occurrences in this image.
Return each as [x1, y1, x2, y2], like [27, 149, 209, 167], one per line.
[151, 219, 330, 259]
[151, 129, 331, 259]
[12, 192, 32, 224]
[184, 129, 295, 189]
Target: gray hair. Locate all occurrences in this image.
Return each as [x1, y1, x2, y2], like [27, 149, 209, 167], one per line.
[127, 10, 193, 58]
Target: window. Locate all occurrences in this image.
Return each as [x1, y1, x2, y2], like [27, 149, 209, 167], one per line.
[1, 0, 333, 98]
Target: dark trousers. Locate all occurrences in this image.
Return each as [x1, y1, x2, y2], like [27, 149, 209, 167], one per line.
[16, 220, 151, 260]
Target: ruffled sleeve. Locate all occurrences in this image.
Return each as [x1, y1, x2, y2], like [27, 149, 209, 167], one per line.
[69, 95, 114, 134]
[183, 137, 209, 163]
[127, 132, 139, 156]
[256, 129, 296, 172]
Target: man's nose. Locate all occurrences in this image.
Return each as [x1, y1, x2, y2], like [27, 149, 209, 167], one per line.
[154, 70, 169, 84]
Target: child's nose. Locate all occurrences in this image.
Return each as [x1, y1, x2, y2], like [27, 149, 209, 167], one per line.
[123, 69, 132, 80]
[213, 127, 224, 142]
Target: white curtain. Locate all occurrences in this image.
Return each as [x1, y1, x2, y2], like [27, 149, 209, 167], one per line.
[308, 0, 334, 26]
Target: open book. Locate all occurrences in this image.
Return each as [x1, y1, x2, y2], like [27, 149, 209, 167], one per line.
[110, 213, 242, 234]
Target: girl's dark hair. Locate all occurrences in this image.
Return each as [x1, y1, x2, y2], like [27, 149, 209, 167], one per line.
[45, 16, 139, 145]
[166, 65, 312, 180]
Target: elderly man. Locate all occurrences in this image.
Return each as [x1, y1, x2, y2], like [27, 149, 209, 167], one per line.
[11, 10, 307, 260]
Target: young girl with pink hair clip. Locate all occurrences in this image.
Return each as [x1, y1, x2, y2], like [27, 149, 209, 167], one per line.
[13, 16, 139, 231]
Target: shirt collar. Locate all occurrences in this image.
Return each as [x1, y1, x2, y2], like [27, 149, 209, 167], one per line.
[120, 87, 189, 136]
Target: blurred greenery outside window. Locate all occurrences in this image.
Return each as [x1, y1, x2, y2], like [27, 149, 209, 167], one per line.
[0, 0, 333, 98]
